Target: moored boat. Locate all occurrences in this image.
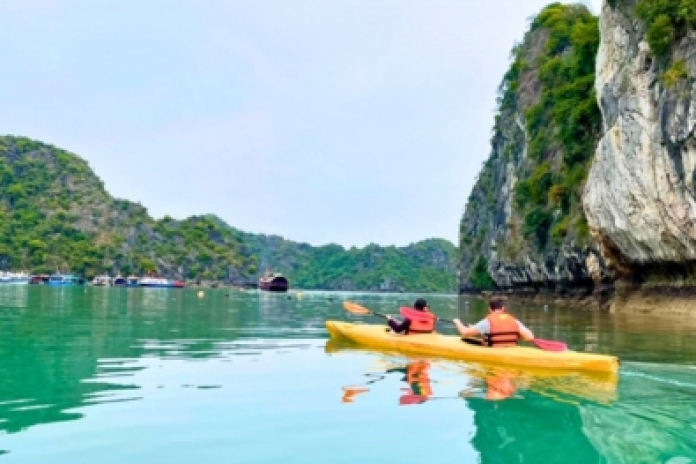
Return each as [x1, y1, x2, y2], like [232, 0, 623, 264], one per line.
[113, 275, 127, 286]
[139, 277, 184, 288]
[325, 321, 620, 374]
[91, 275, 112, 286]
[0, 271, 30, 285]
[47, 275, 85, 286]
[259, 270, 289, 292]
[29, 274, 50, 285]
[126, 276, 140, 287]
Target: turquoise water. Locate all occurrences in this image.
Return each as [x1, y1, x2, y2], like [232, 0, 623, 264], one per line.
[0, 286, 695, 463]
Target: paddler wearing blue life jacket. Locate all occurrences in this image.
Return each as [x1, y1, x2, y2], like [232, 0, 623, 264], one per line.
[386, 298, 437, 334]
[453, 298, 534, 347]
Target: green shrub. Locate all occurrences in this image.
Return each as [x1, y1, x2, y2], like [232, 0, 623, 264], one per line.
[471, 256, 495, 290]
[662, 60, 689, 88]
[636, 0, 696, 56]
[550, 216, 570, 245]
[523, 208, 554, 248]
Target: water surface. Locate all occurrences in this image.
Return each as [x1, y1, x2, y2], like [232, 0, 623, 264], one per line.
[0, 286, 694, 463]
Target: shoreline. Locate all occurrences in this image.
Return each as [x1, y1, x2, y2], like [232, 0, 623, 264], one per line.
[464, 283, 696, 315]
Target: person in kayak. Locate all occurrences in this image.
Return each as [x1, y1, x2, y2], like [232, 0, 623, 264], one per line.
[452, 298, 534, 347]
[386, 298, 437, 334]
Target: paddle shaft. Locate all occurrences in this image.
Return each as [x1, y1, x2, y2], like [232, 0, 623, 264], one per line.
[367, 311, 456, 325]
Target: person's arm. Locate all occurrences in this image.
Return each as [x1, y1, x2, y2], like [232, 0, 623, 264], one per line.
[453, 318, 482, 338]
[387, 316, 411, 334]
[517, 321, 534, 341]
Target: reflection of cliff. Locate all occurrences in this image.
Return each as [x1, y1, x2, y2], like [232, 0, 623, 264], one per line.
[579, 364, 696, 462]
[467, 395, 602, 463]
[0, 288, 246, 434]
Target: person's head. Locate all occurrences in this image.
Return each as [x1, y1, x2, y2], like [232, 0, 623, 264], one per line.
[413, 298, 428, 311]
[488, 298, 506, 313]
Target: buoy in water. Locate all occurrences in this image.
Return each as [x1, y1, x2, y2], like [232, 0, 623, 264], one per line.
[296, 292, 303, 299]
[197, 291, 205, 298]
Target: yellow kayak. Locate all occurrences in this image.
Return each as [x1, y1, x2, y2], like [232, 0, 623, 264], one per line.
[325, 321, 620, 374]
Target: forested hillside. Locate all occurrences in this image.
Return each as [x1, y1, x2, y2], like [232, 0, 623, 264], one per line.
[0, 136, 256, 280]
[212, 217, 458, 293]
[0, 136, 456, 291]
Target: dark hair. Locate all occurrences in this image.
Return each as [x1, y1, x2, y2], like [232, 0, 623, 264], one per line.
[488, 298, 505, 311]
[414, 298, 428, 310]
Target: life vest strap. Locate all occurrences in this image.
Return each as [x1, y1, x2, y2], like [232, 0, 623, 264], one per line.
[485, 331, 520, 347]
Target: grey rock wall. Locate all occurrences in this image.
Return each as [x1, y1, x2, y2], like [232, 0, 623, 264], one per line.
[584, 1, 696, 278]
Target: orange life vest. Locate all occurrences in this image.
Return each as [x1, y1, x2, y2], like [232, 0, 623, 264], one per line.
[485, 373, 516, 400]
[485, 312, 520, 347]
[399, 307, 436, 334]
[406, 361, 433, 396]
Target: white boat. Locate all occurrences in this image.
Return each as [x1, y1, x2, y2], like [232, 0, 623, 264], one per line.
[91, 275, 112, 286]
[139, 277, 184, 288]
[0, 271, 30, 285]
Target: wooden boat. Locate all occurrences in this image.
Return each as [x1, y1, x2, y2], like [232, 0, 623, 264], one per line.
[259, 270, 289, 292]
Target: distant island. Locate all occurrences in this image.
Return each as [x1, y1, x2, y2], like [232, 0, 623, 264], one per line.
[0, 136, 457, 293]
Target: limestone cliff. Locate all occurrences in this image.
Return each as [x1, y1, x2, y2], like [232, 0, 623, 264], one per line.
[459, 4, 608, 294]
[584, 0, 696, 286]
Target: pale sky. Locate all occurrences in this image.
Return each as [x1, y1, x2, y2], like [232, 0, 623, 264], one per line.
[0, 0, 603, 247]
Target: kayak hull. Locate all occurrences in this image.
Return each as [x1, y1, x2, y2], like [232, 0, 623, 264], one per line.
[326, 321, 619, 374]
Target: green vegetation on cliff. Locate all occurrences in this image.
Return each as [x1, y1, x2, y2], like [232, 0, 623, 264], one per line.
[211, 217, 458, 293]
[0, 136, 255, 280]
[459, 3, 601, 290]
[508, 3, 600, 247]
[632, 0, 696, 56]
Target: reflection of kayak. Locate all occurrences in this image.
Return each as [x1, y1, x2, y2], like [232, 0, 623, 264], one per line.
[325, 321, 620, 374]
[325, 338, 618, 404]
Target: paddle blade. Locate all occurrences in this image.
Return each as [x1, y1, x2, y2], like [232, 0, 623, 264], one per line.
[343, 301, 372, 316]
[342, 386, 370, 403]
[532, 338, 567, 352]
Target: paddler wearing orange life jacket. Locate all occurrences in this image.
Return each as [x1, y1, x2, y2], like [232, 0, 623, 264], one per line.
[386, 298, 437, 334]
[453, 298, 534, 347]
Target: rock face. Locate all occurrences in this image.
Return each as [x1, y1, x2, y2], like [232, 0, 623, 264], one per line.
[459, 4, 609, 294]
[584, 0, 696, 282]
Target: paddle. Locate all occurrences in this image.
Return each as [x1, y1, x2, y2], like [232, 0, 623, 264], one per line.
[342, 301, 455, 323]
[342, 301, 568, 352]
